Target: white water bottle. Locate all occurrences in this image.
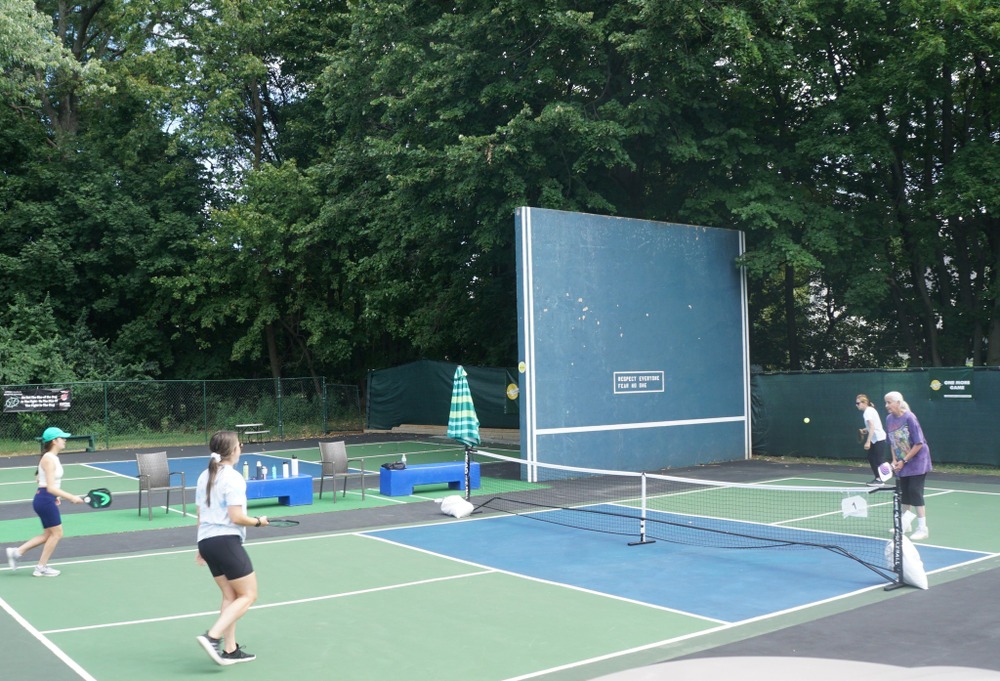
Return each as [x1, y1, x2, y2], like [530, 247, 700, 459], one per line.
[290, 456, 299, 476]
[282, 462, 289, 478]
[401, 452, 407, 465]
[242, 461, 249, 480]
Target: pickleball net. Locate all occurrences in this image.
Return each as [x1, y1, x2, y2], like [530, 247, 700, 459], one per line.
[466, 449, 903, 584]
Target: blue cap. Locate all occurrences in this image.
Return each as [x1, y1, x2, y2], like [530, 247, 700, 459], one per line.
[41, 427, 72, 443]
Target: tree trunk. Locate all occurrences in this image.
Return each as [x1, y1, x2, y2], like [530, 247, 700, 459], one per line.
[784, 264, 800, 369]
[265, 322, 281, 379]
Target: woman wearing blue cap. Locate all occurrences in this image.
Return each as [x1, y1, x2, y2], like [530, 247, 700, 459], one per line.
[5, 427, 85, 576]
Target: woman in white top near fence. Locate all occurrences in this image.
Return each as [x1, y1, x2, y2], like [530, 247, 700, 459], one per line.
[5, 427, 85, 577]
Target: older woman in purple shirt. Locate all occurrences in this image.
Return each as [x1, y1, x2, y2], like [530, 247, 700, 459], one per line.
[884, 391, 932, 541]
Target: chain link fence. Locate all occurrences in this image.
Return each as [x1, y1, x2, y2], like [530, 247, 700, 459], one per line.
[0, 378, 362, 456]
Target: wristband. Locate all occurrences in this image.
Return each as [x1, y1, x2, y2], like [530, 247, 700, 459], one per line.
[254, 517, 261, 527]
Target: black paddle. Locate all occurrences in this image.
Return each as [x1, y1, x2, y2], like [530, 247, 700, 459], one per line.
[81, 488, 112, 509]
[263, 518, 299, 527]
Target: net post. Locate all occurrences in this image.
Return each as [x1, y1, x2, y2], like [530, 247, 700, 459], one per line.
[628, 473, 656, 546]
[884, 487, 906, 591]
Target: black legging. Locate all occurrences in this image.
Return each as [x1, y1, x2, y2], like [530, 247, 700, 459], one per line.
[866, 439, 889, 477]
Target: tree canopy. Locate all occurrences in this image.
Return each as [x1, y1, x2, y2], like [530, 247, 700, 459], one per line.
[2, 0, 998, 386]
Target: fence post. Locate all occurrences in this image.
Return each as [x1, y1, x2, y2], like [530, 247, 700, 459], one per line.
[202, 380, 209, 444]
[322, 376, 328, 435]
[103, 382, 109, 449]
[276, 378, 284, 440]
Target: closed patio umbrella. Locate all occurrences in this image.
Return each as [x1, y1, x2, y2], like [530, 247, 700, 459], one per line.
[447, 365, 480, 449]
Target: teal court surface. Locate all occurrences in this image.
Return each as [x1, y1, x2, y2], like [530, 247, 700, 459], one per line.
[1, 439, 999, 680]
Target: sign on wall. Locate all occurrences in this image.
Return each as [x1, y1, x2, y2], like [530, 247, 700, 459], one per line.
[928, 368, 973, 400]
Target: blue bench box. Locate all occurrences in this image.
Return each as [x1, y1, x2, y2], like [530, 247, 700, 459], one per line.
[379, 461, 480, 497]
[245, 474, 313, 506]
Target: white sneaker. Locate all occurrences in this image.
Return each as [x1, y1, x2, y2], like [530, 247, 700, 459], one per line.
[6, 548, 21, 571]
[33, 565, 60, 577]
[910, 528, 929, 541]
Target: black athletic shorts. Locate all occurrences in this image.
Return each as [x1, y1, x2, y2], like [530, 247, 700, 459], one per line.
[198, 535, 254, 580]
[898, 474, 926, 507]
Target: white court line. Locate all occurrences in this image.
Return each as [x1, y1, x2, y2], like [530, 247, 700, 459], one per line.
[0, 474, 121, 488]
[40, 570, 491, 635]
[0, 594, 96, 681]
[0, 473, 139, 506]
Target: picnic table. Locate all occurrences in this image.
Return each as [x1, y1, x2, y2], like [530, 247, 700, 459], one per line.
[236, 423, 271, 444]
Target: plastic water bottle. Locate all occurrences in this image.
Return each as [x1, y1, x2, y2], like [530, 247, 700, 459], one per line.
[401, 452, 407, 465]
[242, 461, 249, 480]
[290, 456, 299, 476]
[282, 462, 289, 478]
[271, 465, 277, 479]
[256, 461, 262, 480]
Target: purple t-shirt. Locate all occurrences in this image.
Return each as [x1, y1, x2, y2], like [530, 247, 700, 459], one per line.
[885, 411, 932, 477]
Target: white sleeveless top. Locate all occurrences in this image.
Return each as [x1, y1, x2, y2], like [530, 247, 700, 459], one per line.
[37, 452, 64, 489]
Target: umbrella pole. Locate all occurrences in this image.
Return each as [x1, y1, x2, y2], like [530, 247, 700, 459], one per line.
[464, 445, 472, 501]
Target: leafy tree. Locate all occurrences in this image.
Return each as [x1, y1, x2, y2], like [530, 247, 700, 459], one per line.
[1, 0, 212, 377]
[160, 161, 349, 386]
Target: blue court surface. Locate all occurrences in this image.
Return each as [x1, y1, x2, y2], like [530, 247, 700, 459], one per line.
[90, 454, 323, 484]
[368, 511, 988, 622]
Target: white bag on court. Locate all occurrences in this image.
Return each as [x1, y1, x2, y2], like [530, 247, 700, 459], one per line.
[884, 535, 929, 590]
[436, 495, 474, 519]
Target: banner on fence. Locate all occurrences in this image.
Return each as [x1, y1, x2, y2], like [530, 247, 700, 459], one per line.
[3, 389, 73, 413]
[928, 368, 973, 400]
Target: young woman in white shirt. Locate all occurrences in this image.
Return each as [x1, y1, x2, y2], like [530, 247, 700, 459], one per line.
[194, 430, 268, 665]
[856, 394, 889, 486]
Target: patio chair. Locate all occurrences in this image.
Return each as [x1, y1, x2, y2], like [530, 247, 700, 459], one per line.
[318, 441, 366, 502]
[136, 450, 187, 520]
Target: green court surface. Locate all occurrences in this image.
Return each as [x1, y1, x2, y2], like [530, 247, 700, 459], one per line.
[1, 447, 999, 680]
[1, 534, 720, 681]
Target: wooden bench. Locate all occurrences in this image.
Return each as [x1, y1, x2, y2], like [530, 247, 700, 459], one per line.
[236, 423, 271, 444]
[245, 474, 313, 506]
[37, 434, 95, 453]
[379, 462, 480, 496]
[243, 429, 271, 443]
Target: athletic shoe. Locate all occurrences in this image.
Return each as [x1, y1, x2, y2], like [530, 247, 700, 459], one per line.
[196, 633, 227, 665]
[6, 548, 21, 571]
[865, 479, 882, 487]
[32, 565, 60, 577]
[910, 528, 929, 541]
[220, 645, 256, 664]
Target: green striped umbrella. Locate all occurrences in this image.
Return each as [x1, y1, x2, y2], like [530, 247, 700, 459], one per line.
[447, 365, 480, 448]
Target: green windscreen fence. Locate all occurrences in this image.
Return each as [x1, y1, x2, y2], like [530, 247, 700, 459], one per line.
[366, 360, 519, 431]
[366, 363, 999, 467]
[752, 367, 1000, 467]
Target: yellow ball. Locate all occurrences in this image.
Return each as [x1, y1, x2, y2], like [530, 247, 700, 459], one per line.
[803, 417, 810, 424]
